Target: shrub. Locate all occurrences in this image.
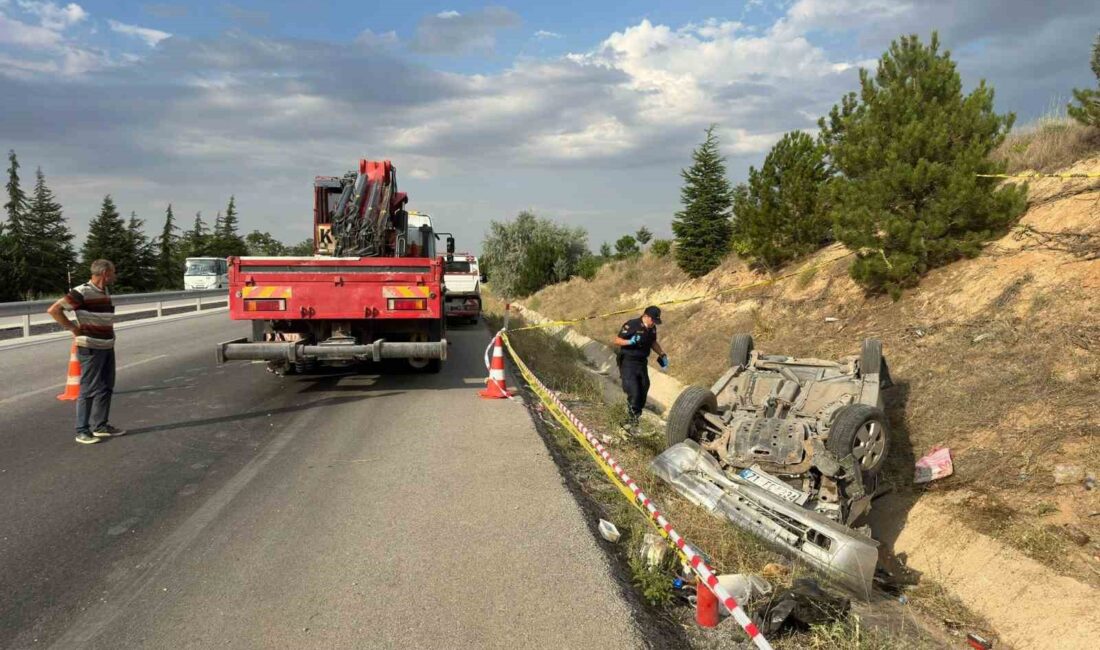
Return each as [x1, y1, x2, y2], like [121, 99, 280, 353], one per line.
[481, 210, 589, 298]
[650, 239, 672, 257]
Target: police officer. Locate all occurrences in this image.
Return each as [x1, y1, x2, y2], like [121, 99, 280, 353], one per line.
[613, 306, 668, 431]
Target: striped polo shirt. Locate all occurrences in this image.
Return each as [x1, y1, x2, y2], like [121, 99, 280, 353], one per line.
[63, 281, 116, 349]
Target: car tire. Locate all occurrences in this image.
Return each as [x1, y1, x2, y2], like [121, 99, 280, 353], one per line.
[729, 334, 754, 368]
[827, 404, 890, 477]
[666, 386, 718, 449]
[860, 339, 882, 376]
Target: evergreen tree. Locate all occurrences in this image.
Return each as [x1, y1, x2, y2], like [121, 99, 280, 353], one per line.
[1068, 32, 1100, 127]
[650, 239, 672, 257]
[731, 131, 832, 270]
[672, 125, 734, 278]
[182, 211, 210, 258]
[211, 196, 247, 257]
[634, 226, 653, 246]
[156, 204, 182, 289]
[820, 33, 1027, 297]
[82, 195, 131, 284]
[599, 242, 612, 258]
[614, 234, 640, 258]
[24, 167, 77, 296]
[2, 150, 30, 299]
[124, 212, 157, 292]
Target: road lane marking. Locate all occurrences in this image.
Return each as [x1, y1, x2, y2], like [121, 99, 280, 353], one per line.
[0, 354, 169, 408]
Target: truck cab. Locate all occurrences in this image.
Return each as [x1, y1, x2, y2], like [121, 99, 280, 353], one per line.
[443, 254, 481, 323]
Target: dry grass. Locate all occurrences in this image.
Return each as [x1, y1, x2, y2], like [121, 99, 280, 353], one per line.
[993, 115, 1100, 173]
[484, 292, 950, 649]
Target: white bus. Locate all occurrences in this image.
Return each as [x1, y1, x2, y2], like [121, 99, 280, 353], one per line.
[184, 257, 229, 290]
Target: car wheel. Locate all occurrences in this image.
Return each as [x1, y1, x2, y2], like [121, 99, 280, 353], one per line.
[729, 334, 754, 368]
[826, 404, 889, 476]
[666, 386, 718, 449]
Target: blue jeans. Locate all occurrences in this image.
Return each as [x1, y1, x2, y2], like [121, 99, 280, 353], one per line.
[75, 347, 115, 434]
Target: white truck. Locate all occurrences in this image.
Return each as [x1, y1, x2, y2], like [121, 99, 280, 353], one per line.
[443, 253, 481, 324]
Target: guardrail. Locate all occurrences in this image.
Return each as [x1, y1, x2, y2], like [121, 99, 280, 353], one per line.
[0, 289, 228, 338]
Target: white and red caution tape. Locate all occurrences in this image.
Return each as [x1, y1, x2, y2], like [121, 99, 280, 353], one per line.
[495, 330, 773, 649]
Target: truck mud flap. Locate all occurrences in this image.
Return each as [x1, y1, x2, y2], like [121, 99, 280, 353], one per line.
[217, 339, 448, 364]
[650, 441, 878, 598]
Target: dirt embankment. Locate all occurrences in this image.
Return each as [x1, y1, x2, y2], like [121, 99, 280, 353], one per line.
[525, 157, 1099, 647]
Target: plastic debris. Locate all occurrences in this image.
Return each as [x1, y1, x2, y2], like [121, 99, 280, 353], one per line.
[967, 632, 994, 649]
[1053, 464, 1085, 485]
[716, 574, 772, 613]
[824, 317, 839, 323]
[639, 533, 667, 568]
[1086, 475, 1097, 491]
[754, 578, 850, 636]
[597, 519, 620, 542]
[972, 333, 994, 343]
[914, 447, 953, 484]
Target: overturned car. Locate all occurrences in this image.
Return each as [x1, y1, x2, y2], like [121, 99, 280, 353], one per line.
[650, 334, 892, 596]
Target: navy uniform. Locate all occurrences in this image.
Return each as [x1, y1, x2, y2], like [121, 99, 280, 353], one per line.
[616, 307, 662, 422]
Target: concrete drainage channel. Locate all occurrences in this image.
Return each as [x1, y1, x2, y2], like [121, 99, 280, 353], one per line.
[506, 302, 1100, 650]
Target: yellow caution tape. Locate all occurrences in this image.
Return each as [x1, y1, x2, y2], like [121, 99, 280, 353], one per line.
[509, 251, 855, 333]
[500, 331, 690, 564]
[977, 172, 1100, 179]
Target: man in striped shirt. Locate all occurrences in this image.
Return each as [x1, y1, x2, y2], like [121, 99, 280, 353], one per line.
[47, 259, 126, 445]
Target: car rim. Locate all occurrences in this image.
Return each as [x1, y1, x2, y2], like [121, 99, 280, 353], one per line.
[852, 421, 886, 469]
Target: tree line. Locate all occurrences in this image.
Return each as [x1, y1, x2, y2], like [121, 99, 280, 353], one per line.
[0, 150, 311, 301]
[486, 31, 1100, 300]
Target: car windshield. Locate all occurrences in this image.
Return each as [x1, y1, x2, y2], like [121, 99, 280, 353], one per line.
[185, 260, 218, 276]
[444, 261, 472, 273]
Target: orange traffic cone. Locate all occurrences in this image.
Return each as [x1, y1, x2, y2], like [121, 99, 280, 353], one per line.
[57, 343, 81, 401]
[479, 334, 515, 399]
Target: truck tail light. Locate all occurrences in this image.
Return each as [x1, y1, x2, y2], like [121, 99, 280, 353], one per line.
[244, 299, 286, 312]
[388, 298, 427, 310]
[464, 298, 479, 309]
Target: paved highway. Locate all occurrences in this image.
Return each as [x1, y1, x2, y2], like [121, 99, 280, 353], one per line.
[0, 313, 644, 648]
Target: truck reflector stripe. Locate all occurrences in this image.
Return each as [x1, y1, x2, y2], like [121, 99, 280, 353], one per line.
[244, 299, 287, 312]
[388, 298, 427, 310]
[242, 286, 292, 298]
[383, 286, 432, 298]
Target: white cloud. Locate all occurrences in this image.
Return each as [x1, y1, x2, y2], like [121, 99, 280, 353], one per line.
[16, 1, 87, 30]
[356, 28, 398, 47]
[0, 12, 63, 47]
[436, 10, 460, 19]
[108, 19, 170, 47]
[534, 29, 561, 40]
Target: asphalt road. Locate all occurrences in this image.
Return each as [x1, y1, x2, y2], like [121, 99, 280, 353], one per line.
[0, 313, 643, 648]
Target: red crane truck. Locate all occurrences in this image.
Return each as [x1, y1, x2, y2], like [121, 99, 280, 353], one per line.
[216, 159, 450, 374]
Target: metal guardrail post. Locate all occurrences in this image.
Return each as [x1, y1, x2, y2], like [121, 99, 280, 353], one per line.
[22, 314, 30, 338]
[194, 296, 203, 311]
[156, 301, 164, 318]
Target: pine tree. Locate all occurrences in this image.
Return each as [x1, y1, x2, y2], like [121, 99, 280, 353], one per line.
[2, 150, 30, 299]
[125, 212, 157, 292]
[820, 33, 1027, 296]
[210, 195, 247, 257]
[82, 195, 131, 285]
[182, 211, 210, 257]
[672, 125, 734, 278]
[731, 131, 832, 270]
[24, 168, 77, 296]
[599, 242, 612, 258]
[1068, 33, 1100, 127]
[635, 226, 653, 245]
[156, 204, 182, 289]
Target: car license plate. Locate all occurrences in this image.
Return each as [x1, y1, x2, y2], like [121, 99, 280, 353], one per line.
[738, 466, 809, 505]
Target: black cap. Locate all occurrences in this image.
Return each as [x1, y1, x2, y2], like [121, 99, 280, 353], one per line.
[643, 305, 662, 324]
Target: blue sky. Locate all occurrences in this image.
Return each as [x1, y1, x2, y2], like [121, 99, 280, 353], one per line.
[1, 1, 1097, 253]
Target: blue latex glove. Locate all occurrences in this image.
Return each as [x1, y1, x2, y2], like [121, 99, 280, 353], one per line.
[658, 354, 669, 369]
[627, 333, 642, 345]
